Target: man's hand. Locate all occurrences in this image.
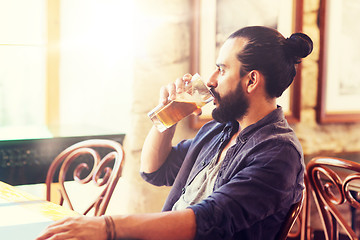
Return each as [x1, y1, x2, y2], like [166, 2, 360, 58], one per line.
[159, 73, 192, 105]
[35, 216, 106, 240]
[158, 73, 202, 116]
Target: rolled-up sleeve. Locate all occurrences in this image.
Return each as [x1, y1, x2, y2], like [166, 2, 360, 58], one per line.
[140, 139, 193, 187]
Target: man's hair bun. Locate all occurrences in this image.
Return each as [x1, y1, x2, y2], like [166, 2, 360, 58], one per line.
[285, 33, 313, 62]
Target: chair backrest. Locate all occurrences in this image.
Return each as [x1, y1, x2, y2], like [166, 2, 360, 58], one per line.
[276, 192, 304, 240]
[46, 139, 125, 216]
[307, 157, 360, 240]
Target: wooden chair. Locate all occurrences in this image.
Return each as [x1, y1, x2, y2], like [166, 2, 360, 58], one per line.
[284, 174, 313, 240]
[46, 139, 125, 216]
[300, 172, 312, 240]
[276, 191, 305, 240]
[307, 156, 360, 240]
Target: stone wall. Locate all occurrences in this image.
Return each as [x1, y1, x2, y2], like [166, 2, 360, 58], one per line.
[112, 0, 196, 214]
[113, 0, 360, 215]
[296, 0, 360, 154]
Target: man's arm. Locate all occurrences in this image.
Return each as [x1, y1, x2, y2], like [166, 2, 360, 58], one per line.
[140, 125, 176, 173]
[35, 209, 197, 240]
[140, 74, 196, 174]
[114, 208, 196, 240]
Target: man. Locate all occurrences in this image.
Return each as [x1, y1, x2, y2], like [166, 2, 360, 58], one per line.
[36, 26, 313, 240]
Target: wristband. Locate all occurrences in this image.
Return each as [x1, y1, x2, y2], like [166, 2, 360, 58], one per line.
[104, 215, 117, 240]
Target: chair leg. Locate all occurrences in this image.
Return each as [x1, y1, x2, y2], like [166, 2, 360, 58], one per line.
[350, 191, 358, 238]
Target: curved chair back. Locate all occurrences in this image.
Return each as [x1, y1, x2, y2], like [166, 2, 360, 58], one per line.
[276, 192, 304, 240]
[307, 157, 360, 240]
[46, 139, 125, 216]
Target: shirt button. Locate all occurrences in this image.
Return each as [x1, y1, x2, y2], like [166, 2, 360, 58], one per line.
[182, 187, 186, 194]
[220, 138, 224, 142]
[202, 160, 206, 166]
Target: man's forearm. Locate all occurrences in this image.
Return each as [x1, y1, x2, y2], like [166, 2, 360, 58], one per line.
[140, 125, 176, 173]
[113, 208, 196, 240]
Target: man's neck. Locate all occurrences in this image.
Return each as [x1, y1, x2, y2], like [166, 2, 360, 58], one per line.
[238, 100, 277, 131]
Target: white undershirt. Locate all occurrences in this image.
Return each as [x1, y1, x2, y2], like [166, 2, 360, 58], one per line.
[172, 152, 222, 211]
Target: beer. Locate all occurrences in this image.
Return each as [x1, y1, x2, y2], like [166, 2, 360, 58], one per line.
[148, 100, 208, 132]
[148, 73, 213, 132]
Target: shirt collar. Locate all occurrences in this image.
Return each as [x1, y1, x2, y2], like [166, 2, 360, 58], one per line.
[223, 120, 239, 135]
[222, 106, 284, 141]
[241, 106, 284, 136]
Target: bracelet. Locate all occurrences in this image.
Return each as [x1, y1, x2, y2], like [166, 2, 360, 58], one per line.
[104, 215, 117, 240]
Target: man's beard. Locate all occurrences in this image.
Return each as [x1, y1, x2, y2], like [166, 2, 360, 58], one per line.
[211, 81, 250, 123]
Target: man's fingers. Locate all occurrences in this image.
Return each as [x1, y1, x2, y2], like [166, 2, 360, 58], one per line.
[193, 108, 202, 116]
[159, 73, 194, 105]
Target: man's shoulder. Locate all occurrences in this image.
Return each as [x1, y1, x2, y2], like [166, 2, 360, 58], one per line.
[250, 119, 303, 156]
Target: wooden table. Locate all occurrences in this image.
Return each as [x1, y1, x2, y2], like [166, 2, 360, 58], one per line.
[0, 181, 79, 239]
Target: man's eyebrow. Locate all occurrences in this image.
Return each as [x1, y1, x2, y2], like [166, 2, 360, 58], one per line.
[216, 63, 226, 68]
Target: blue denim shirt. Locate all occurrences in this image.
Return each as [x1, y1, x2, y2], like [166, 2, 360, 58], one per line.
[141, 107, 304, 240]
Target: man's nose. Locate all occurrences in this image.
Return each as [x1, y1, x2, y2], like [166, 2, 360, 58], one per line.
[206, 70, 218, 88]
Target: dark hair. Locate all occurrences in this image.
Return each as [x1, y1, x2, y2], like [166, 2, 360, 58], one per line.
[228, 26, 313, 98]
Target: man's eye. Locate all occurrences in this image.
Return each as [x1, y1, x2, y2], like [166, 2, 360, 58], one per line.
[217, 66, 224, 74]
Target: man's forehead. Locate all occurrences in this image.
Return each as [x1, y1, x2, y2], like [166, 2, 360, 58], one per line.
[216, 37, 247, 65]
[223, 37, 248, 54]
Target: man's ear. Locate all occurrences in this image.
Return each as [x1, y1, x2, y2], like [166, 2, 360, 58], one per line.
[246, 70, 261, 93]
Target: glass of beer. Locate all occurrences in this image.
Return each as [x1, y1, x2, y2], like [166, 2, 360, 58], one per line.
[148, 73, 214, 132]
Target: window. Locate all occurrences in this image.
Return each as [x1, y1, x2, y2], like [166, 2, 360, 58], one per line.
[0, 0, 133, 140]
